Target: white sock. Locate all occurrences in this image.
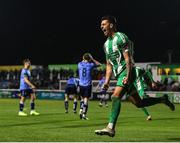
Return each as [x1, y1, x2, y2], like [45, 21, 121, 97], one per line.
[107, 123, 114, 129]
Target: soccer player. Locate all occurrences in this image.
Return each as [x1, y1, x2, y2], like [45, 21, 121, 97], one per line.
[124, 37, 152, 121]
[95, 15, 175, 137]
[64, 75, 79, 113]
[95, 75, 108, 107]
[78, 53, 101, 120]
[134, 67, 153, 121]
[18, 59, 40, 116]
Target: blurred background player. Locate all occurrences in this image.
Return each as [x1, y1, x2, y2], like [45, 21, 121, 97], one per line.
[134, 67, 153, 121]
[134, 67, 166, 121]
[64, 75, 79, 113]
[95, 75, 108, 107]
[18, 59, 40, 116]
[78, 53, 102, 120]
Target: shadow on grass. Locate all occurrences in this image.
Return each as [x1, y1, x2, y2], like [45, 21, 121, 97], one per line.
[59, 122, 107, 128]
[152, 117, 180, 121]
[38, 112, 65, 116]
[95, 116, 140, 121]
[0, 119, 76, 128]
[167, 138, 180, 141]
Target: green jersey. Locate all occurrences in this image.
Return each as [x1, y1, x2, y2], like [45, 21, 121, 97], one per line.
[103, 32, 131, 77]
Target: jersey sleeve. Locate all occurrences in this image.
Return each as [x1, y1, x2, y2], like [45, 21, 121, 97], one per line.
[78, 63, 80, 70]
[118, 33, 130, 53]
[103, 44, 109, 61]
[22, 69, 28, 78]
[91, 62, 98, 68]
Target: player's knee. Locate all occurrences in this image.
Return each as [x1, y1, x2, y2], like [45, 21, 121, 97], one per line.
[112, 92, 120, 97]
[20, 96, 25, 102]
[30, 97, 35, 101]
[84, 97, 88, 104]
[20, 99, 24, 103]
[113, 89, 124, 97]
[31, 96, 36, 101]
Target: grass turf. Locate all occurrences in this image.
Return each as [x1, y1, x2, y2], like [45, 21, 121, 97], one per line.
[0, 98, 180, 142]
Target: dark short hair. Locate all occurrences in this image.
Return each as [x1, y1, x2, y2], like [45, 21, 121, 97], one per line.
[101, 15, 117, 31]
[23, 58, 31, 64]
[83, 53, 91, 61]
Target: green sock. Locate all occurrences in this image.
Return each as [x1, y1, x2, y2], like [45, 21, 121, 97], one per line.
[141, 107, 150, 116]
[109, 96, 121, 126]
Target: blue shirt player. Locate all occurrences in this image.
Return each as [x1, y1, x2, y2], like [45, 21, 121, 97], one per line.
[64, 75, 79, 113]
[78, 53, 101, 120]
[18, 59, 40, 116]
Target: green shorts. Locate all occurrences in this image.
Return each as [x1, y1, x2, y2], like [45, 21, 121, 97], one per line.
[116, 67, 147, 98]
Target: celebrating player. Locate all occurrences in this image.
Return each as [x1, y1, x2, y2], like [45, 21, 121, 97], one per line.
[78, 53, 101, 120]
[18, 59, 40, 116]
[95, 15, 175, 137]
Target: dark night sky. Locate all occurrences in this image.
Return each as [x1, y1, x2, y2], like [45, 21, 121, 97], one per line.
[0, 0, 180, 65]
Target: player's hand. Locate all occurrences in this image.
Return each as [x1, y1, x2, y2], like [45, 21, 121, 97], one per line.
[151, 82, 157, 89]
[102, 83, 109, 91]
[31, 85, 36, 91]
[122, 77, 129, 85]
[88, 53, 94, 60]
[31, 85, 36, 89]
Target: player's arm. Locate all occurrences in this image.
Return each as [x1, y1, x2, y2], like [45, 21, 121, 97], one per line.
[103, 60, 112, 89]
[75, 78, 79, 87]
[92, 58, 102, 66]
[24, 76, 36, 89]
[89, 54, 102, 66]
[144, 70, 157, 89]
[122, 45, 133, 85]
[95, 83, 100, 91]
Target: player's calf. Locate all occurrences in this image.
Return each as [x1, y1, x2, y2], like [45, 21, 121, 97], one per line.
[79, 109, 83, 119]
[64, 100, 69, 113]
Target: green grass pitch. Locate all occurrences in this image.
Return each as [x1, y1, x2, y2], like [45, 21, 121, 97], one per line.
[0, 98, 180, 142]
